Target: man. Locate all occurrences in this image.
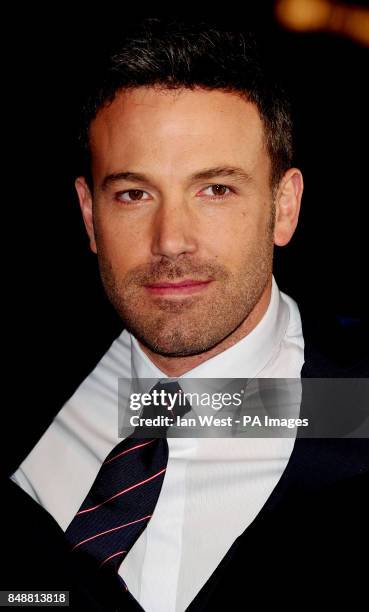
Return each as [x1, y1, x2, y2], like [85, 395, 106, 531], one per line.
[4, 16, 368, 612]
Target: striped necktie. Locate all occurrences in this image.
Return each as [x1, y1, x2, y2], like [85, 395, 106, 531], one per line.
[64, 380, 191, 602]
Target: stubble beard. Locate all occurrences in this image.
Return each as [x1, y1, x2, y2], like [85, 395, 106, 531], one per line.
[95, 221, 275, 358]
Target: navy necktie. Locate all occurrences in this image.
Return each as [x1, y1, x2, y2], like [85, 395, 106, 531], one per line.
[65, 380, 191, 599]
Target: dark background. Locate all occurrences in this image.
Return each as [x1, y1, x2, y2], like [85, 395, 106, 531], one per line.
[4, 3, 369, 474]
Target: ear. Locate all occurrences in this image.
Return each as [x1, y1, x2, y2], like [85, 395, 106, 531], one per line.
[273, 168, 303, 246]
[75, 176, 97, 254]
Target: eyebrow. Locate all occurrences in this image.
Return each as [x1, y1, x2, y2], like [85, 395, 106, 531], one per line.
[101, 166, 253, 191]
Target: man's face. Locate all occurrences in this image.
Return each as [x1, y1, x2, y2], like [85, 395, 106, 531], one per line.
[82, 87, 278, 356]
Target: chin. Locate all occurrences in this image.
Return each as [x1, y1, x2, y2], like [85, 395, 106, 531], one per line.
[136, 327, 225, 358]
[141, 338, 204, 358]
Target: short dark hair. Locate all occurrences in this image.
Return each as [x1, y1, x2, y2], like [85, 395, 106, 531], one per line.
[77, 16, 293, 192]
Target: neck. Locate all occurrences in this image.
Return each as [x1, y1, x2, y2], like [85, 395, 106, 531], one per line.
[138, 277, 273, 377]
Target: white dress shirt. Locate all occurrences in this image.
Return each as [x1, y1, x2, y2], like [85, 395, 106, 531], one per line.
[11, 275, 304, 612]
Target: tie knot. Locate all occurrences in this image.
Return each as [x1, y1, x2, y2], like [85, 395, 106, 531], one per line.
[154, 380, 192, 419]
[134, 380, 191, 437]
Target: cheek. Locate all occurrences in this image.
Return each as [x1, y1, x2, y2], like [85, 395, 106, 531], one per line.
[207, 213, 257, 263]
[96, 214, 150, 266]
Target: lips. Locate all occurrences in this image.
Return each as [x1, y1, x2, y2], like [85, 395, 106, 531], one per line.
[144, 279, 212, 296]
[145, 280, 210, 288]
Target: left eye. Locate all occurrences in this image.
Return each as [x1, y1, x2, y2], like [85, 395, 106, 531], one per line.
[200, 185, 231, 198]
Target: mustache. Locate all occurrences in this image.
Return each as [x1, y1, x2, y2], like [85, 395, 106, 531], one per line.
[123, 259, 230, 285]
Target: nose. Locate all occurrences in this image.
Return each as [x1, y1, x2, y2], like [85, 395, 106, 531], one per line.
[150, 198, 198, 260]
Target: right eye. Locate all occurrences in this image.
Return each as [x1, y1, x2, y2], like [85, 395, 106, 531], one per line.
[115, 190, 151, 203]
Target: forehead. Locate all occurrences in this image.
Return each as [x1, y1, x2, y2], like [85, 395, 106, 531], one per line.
[89, 87, 267, 181]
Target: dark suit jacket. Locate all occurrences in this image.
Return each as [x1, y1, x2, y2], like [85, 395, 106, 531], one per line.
[2, 308, 368, 611]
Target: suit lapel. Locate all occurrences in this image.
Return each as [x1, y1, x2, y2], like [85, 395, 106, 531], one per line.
[186, 351, 368, 610]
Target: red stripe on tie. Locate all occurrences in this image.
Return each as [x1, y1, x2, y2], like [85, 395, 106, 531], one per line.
[71, 514, 152, 551]
[76, 467, 167, 515]
[99, 550, 126, 568]
[104, 439, 155, 465]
